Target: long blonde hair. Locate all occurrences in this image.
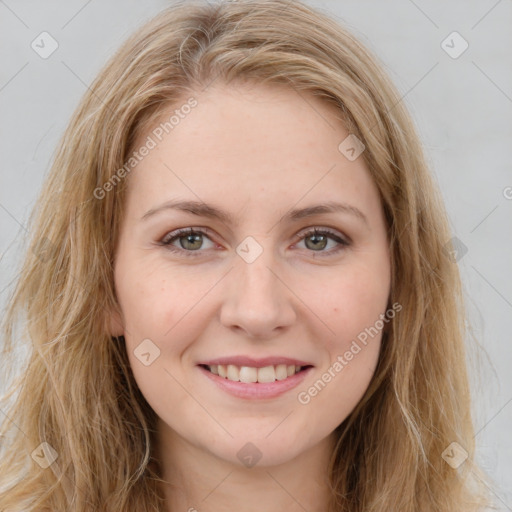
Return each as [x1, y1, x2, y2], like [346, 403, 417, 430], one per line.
[0, 0, 495, 510]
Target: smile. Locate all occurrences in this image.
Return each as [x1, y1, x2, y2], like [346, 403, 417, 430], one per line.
[197, 361, 314, 400]
[201, 363, 308, 383]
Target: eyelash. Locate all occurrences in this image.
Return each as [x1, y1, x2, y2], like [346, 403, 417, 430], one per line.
[157, 227, 350, 258]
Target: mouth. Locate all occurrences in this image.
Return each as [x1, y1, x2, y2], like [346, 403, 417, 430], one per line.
[197, 359, 314, 400]
[199, 363, 313, 383]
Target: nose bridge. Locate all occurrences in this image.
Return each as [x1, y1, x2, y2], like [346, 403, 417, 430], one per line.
[219, 235, 296, 336]
[244, 254, 275, 289]
[234, 235, 282, 303]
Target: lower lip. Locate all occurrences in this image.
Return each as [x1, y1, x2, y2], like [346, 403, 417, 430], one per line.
[198, 365, 313, 400]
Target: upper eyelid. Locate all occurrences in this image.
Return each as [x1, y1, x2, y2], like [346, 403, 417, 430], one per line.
[160, 226, 215, 244]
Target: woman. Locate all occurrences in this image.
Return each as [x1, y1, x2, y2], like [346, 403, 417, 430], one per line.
[0, 0, 494, 510]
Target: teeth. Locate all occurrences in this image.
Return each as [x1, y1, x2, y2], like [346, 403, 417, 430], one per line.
[275, 364, 288, 380]
[207, 363, 304, 383]
[258, 365, 276, 383]
[227, 364, 239, 381]
[239, 366, 258, 383]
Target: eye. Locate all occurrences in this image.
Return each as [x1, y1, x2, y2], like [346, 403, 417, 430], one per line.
[293, 228, 350, 256]
[157, 226, 350, 258]
[158, 227, 216, 256]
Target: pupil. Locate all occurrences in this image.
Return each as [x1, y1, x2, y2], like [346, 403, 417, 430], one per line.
[182, 233, 202, 250]
[306, 234, 327, 251]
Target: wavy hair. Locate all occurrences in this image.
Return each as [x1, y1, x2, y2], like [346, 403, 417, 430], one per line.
[0, 0, 495, 510]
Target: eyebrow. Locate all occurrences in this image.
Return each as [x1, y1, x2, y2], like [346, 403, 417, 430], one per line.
[140, 199, 369, 227]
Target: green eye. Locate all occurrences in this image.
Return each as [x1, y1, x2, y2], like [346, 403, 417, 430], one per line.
[159, 227, 350, 258]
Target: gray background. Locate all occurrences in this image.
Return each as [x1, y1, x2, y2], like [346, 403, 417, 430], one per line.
[1, 0, 511, 507]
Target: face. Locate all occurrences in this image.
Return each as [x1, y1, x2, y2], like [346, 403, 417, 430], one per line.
[109, 82, 391, 468]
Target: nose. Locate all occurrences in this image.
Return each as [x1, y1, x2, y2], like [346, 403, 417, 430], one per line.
[219, 245, 297, 339]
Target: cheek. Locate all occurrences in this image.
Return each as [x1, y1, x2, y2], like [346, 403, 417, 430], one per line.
[116, 257, 201, 333]
[116, 263, 220, 376]
[296, 268, 387, 429]
[318, 262, 390, 349]
[317, 262, 389, 413]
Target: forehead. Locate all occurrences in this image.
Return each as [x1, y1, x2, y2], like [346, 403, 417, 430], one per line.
[125, 82, 380, 222]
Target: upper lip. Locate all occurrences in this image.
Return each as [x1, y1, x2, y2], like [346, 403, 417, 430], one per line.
[198, 356, 313, 368]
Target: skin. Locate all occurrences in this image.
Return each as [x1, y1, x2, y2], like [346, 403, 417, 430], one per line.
[109, 81, 391, 511]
